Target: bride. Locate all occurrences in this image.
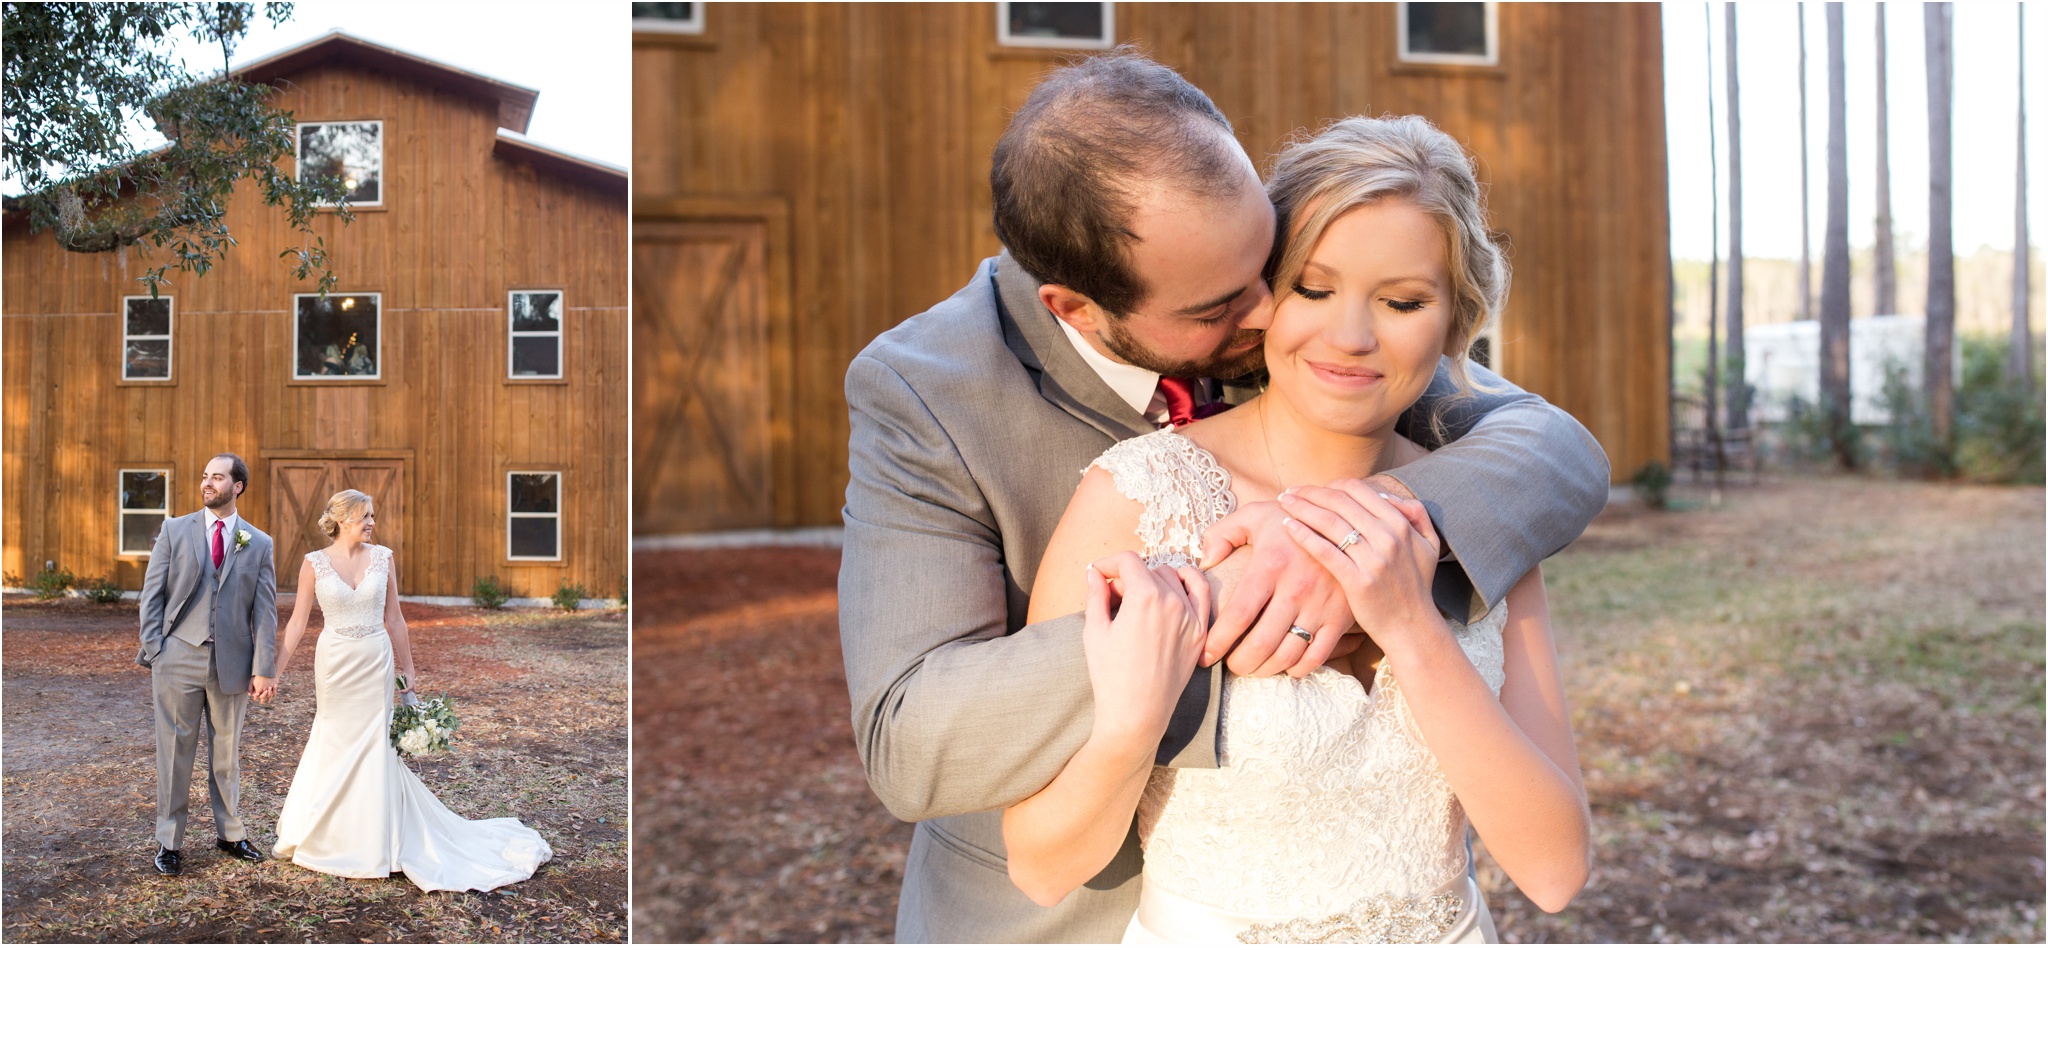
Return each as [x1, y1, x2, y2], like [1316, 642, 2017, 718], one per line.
[270, 489, 552, 892]
[1003, 115, 1590, 943]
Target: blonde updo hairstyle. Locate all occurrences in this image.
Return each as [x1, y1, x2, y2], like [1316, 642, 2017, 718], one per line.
[318, 489, 374, 540]
[1264, 115, 1509, 438]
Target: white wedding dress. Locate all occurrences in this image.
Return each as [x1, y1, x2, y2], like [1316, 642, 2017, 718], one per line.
[1094, 429, 1505, 944]
[271, 545, 552, 892]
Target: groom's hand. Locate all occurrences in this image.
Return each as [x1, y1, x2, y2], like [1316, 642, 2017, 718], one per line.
[250, 676, 276, 704]
[1198, 501, 1355, 678]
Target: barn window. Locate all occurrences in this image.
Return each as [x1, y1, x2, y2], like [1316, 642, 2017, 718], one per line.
[509, 291, 564, 378]
[294, 293, 381, 379]
[298, 121, 383, 206]
[507, 472, 562, 561]
[123, 295, 172, 380]
[119, 469, 171, 556]
[1399, 3, 1497, 66]
[632, 2, 704, 33]
[997, 3, 1115, 49]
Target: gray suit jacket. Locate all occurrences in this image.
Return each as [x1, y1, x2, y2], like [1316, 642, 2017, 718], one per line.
[840, 253, 1610, 942]
[137, 511, 279, 696]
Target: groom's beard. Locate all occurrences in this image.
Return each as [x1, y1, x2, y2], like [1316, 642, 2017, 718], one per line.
[1102, 316, 1265, 382]
[202, 488, 235, 511]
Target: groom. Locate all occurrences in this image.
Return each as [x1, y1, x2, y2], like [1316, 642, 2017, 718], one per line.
[840, 51, 1612, 941]
[136, 452, 278, 875]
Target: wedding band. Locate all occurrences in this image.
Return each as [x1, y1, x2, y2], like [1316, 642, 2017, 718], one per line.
[1336, 530, 1364, 552]
[1288, 625, 1314, 643]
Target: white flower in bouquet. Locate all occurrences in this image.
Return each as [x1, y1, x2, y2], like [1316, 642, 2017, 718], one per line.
[398, 726, 434, 757]
[389, 691, 460, 757]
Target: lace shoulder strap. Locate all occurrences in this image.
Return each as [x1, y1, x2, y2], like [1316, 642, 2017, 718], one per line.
[1086, 429, 1237, 567]
[307, 549, 336, 581]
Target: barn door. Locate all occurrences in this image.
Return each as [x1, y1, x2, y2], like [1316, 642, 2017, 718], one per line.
[632, 218, 776, 534]
[269, 459, 405, 575]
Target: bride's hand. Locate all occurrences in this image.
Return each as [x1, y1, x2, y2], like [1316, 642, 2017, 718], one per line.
[1082, 552, 1211, 753]
[1279, 481, 1443, 646]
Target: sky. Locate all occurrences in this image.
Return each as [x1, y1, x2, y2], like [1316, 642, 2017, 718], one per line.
[2, 0, 630, 193]
[1664, 1, 2046, 261]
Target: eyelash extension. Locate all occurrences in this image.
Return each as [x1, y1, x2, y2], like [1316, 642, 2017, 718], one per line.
[1290, 283, 1333, 301]
[1386, 299, 1426, 313]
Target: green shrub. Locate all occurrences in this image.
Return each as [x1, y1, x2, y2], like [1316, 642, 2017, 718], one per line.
[617, 572, 629, 609]
[80, 575, 124, 603]
[28, 564, 75, 600]
[1630, 461, 1672, 509]
[471, 575, 509, 610]
[552, 579, 590, 611]
[1880, 333, 2045, 483]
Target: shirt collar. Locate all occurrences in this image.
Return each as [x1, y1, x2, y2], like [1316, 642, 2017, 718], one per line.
[205, 507, 239, 533]
[1054, 315, 1161, 419]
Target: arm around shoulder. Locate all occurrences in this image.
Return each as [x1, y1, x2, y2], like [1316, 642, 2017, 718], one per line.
[1386, 362, 1609, 618]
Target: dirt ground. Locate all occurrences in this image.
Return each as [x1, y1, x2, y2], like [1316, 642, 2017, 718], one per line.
[2, 601, 628, 943]
[632, 475, 2044, 944]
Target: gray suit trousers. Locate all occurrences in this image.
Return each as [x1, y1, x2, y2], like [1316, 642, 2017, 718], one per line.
[152, 637, 249, 849]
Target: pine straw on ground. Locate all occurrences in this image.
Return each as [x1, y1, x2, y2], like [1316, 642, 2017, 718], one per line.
[633, 476, 2043, 944]
[2, 601, 628, 944]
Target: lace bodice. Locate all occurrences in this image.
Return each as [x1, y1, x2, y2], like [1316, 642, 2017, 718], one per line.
[1089, 428, 1508, 921]
[310, 545, 390, 640]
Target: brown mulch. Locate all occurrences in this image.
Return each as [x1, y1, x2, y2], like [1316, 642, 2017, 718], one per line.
[2, 600, 628, 943]
[631, 549, 909, 943]
[632, 476, 2044, 944]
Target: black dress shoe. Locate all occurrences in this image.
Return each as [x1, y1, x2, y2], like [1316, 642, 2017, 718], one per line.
[216, 838, 264, 862]
[154, 846, 181, 875]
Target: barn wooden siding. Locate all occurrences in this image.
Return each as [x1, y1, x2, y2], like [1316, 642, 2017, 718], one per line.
[633, 2, 1670, 533]
[3, 57, 628, 599]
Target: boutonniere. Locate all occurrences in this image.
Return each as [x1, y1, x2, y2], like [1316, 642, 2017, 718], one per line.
[234, 529, 252, 553]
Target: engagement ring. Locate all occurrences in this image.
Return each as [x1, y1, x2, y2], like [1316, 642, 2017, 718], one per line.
[1336, 530, 1363, 552]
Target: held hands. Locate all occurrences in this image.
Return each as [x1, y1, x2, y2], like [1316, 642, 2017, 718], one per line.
[250, 676, 277, 705]
[1196, 501, 1358, 677]
[1277, 479, 1443, 646]
[1082, 552, 1211, 752]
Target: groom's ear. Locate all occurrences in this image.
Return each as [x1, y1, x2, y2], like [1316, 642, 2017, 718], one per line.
[1038, 284, 1107, 335]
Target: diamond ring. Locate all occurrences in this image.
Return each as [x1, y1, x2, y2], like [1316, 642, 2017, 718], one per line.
[1336, 530, 1364, 552]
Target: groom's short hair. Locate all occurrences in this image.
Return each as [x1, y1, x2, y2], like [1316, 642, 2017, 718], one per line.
[210, 452, 249, 496]
[991, 48, 1244, 317]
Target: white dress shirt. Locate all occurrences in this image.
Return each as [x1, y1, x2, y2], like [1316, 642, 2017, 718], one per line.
[204, 507, 240, 569]
[1054, 316, 1174, 427]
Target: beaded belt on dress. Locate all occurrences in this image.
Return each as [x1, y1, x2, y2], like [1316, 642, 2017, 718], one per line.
[1134, 871, 1480, 944]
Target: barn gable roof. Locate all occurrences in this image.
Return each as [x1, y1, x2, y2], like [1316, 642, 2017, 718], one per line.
[230, 30, 541, 134]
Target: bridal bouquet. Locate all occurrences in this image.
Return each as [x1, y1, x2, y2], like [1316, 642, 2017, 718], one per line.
[390, 685, 459, 757]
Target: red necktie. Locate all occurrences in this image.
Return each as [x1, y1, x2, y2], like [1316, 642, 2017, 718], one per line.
[211, 520, 225, 569]
[1156, 377, 1233, 429]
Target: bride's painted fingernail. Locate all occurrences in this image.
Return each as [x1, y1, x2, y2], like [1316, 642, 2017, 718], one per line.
[1279, 491, 1296, 504]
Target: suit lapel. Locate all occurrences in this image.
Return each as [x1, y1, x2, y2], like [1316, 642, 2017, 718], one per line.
[992, 252, 1153, 443]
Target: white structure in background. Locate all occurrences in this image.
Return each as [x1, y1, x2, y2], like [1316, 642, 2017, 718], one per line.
[1747, 316, 1956, 425]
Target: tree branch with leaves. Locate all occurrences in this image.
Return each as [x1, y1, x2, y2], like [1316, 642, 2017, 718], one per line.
[2, 2, 353, 296]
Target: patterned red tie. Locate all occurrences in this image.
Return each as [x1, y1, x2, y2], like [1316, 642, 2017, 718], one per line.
[1156, 377, 1233, 429]
[211, 520, 225, 569]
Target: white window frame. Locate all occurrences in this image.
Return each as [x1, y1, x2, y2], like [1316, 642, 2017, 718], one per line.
[508, 289, 565, 380]
[296, 119, 385, 207]
[118, 468, 172, 557]
[997, 2, 1116, 50]
[632, 3, 705, 34]
[121, 294, 173, 382]
[1397, 2, 1499, 67]
[506, 471, 563, 562]
[292, 292, 383, 380]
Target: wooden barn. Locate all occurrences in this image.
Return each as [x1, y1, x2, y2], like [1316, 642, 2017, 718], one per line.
[632, 1, 1670, 536]
[3, 31, 629, 601]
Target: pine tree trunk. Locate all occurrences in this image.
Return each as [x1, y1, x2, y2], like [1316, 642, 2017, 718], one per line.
[1798, 3, 1815, 322]
[1820, 2, 1856, 469]
[1874, 3, 1897, 315]
[1705, 3, 1722, 476]
[1725, 3, 1746, 437]
[2014, 5, 2033, 390]
[1926, 2, 1956, 449]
